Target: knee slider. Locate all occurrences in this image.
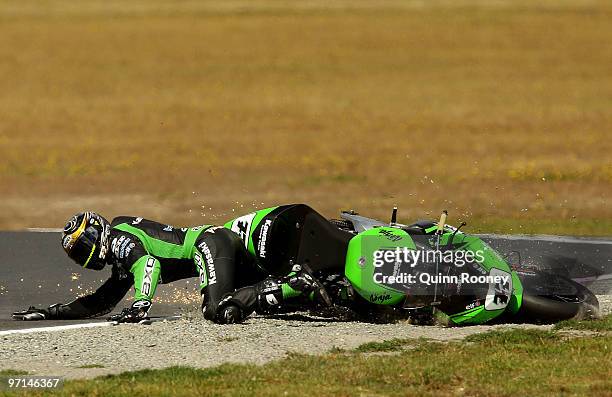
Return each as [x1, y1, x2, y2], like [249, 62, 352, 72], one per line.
[213, 295, 248, 324]
[202, 302, 219, 322]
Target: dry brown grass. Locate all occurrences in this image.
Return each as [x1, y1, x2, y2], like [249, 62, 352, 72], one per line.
[1, 1, 611, 234]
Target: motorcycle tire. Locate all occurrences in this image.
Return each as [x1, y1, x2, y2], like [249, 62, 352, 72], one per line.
[515, 270, 599, 323]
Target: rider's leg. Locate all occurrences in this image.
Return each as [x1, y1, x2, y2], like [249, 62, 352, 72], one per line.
[194, 227, 332, 324]
[193, 228, 261, 323]
[214, 266, 332, 323]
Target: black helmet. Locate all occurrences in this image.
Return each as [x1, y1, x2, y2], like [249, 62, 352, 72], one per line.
[61, 212, 110, 270]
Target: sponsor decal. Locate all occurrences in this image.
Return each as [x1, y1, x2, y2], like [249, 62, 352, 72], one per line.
[163, 225, 173, 232]
[141, 257, 156, 296]
[358, 256, 366, 268]
[257, 219, 272, 258]
[369, 293, 391, 303]
[465, 300, 482, 311]
[205, 226, 223, 234]
[132, 300, 151, 310]
[230, 212, 256, 248]
[194, 252, 206, 285]
[124, 242, 135, 258]
[111, 236, 125, 257]
[198, 242, 216, 285]
[378, 229, 402, 242]
[259, 279, 280, 294]
[132, 217, 143, 225]
[112, 236, 126, 257]
[62, 235, 73, 249]
[118, 237, 132, 259]
[99, 223, 110, 260]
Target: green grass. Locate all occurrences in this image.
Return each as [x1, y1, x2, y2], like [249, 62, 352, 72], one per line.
[7, 322, 611, 397]
[554, 314, 612, 332]
[0, 370, 28, 376]
[354, 338, 419, 353]
[75, 364, 105, 369]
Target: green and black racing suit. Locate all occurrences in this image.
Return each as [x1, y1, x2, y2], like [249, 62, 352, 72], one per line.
[49, 217, 262, 320]
[48, 216, 328, 323]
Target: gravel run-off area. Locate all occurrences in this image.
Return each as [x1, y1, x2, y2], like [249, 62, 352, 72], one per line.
[1, 296, 609, 379]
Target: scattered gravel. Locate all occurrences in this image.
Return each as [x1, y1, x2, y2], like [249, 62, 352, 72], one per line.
[1, 296, 609, 379]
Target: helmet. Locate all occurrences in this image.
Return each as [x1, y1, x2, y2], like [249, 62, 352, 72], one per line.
[61, 212, 110, 270]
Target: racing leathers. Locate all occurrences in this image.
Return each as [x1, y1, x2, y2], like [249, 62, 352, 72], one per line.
[18, 216, 329, 323]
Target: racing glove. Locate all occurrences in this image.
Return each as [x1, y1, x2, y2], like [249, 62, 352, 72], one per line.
[108, 300, 152, 323]
[12, 304, 62, 321]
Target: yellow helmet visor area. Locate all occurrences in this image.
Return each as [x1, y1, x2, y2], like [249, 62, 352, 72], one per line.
[63, 214, 102, 268]
[62, 215, 88, 255]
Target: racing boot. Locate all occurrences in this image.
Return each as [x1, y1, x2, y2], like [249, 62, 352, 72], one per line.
[212, 265, 331, 324]
[282, 264, 333, 307]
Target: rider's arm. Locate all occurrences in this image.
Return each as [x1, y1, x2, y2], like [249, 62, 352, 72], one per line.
[50, 267, 133, 319]
[57, 232, 162, 318]
[130, 255, 161, 302]
[107, 229, 160, 303]
[103, 243, 160, 323]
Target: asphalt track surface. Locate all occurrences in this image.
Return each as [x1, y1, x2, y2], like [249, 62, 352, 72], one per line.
[0, 231, 197, 331]
[1, 231, 611, 332]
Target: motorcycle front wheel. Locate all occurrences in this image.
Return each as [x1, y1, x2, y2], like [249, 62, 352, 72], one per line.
[514, 271, 599, 323]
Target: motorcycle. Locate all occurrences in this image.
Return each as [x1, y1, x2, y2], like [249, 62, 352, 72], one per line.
[224, 204, 599, 325]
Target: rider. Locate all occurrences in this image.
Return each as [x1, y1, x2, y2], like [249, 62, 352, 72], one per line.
[12, 211, 330, 324]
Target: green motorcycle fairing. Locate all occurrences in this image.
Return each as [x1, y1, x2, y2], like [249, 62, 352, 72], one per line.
[223, 206, 524, 325]
[345, 226, 524, 325]
[436, 231, 523, 324]
[344, 227, 411, 306]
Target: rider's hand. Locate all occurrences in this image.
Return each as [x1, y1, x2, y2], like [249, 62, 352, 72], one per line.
[108, 300, 151, 323]
[12, 303, 62, 320]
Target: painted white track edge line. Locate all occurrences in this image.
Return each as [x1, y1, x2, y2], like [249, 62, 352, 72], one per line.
[0, 322, 112, 336]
